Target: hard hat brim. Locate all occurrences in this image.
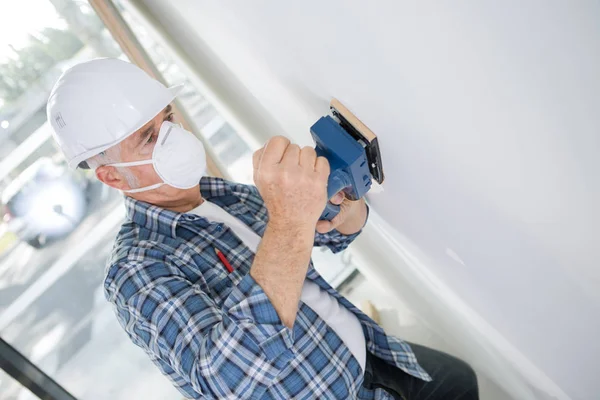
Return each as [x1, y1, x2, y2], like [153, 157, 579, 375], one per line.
[168, 83, 185, 99]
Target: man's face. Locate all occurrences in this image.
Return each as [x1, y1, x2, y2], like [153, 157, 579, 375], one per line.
[116, 104, 175, 188]
[96, 104, 195, 201]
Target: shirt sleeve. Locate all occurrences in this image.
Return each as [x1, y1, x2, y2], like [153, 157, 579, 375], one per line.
[313, 203, 370, 253]
[110, 260, 295, 398]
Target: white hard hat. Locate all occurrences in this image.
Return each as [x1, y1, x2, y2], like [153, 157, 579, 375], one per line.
[47, 58, 183, 169]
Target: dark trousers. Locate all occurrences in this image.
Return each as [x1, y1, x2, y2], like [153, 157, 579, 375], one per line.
[362, 343, 479, 400]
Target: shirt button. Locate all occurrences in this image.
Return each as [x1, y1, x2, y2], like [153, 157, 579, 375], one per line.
[216, 224, 223, 231]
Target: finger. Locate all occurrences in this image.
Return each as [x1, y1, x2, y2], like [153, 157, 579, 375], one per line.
[316, 220, 333, 234]
[330, 191, 345, 205]
[260, 136, 290, 166]
[315, 156, 330, 178]
[253, 147, 265, 171]
[253, 146, 267, 183]
[316, 200, 348, 233]
[326, 204, 346, 230]
[300, 146, 317, 168]
[282, 144, 301, 165]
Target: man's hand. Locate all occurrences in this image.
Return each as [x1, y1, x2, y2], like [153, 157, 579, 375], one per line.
[315, 194, 368, 235]
[253, 136, 330, 229]
[251, 136, 331, 329]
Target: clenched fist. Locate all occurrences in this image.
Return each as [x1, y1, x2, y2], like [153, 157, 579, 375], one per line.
[253, 136, 330, 229]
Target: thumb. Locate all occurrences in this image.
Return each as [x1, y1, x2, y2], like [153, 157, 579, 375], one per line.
[330, 191, 345, 205]
[316, 220, 333, 234]
[315, 202, 347, 233]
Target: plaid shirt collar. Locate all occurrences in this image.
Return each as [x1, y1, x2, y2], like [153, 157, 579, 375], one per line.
[123, 176, 236, 238]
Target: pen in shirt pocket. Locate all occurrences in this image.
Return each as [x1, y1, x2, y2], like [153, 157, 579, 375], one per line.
[214, 248, 233, 273]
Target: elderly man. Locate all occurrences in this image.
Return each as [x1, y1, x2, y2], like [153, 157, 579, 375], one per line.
[47, 58, 478, 399]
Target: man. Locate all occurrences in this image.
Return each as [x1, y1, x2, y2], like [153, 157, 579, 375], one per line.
[47, 58, 478, 399]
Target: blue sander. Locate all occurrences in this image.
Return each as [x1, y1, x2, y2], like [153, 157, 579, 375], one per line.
[310, 99, 385, 220]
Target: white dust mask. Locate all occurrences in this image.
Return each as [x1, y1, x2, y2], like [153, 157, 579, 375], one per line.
[108, 121, 206, 193]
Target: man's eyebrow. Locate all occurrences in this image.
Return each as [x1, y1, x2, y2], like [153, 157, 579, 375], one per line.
[136, 125, 154, 148]
[134, 106, 172, 148]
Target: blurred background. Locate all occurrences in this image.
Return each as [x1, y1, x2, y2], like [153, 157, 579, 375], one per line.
[0, 1, 361, 398]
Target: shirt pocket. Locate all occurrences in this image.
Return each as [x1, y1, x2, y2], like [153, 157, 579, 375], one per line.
[209, 276, 234, 304]
[209, 267, 248, 305]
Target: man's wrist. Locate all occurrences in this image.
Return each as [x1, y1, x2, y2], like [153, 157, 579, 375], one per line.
[267, 218, 315, 241]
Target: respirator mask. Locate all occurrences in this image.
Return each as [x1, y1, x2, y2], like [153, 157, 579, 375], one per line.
[108, 121, 206, 193]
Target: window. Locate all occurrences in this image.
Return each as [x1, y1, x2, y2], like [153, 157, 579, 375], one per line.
[114, 1, 256, 183]
[0, 369, 28, 399]
[0, 1, 358, 398]
[0, 1, 183, 398]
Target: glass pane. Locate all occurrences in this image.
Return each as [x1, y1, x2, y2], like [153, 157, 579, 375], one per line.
[0, 2, 357, 400]
[0, 1, 183, 399]
[0, 369, 36, 400]
[116, 1, 255, 183]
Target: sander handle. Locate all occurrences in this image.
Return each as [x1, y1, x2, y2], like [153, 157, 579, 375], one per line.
[320, 169, 351, 221]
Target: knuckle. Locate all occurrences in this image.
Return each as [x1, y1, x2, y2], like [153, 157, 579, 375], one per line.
[280, 171, 291, 185]
[302, 147, 316, 159]
[273, 136, 290, 146]
[260, 169, 275, 183]
[301, 173, 315, 185]
[252, 151, 261, 165]
[278, 169, 295, 187]
[317, 157, 330, 172]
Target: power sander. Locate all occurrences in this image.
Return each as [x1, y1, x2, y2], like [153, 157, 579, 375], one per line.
[310, 99, 385, 220]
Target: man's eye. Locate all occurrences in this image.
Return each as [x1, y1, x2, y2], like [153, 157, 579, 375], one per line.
[166, 113, 174, 122]
[146, 133, 156, 145]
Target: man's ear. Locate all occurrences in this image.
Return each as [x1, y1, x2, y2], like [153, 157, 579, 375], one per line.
[95, 165, 131, 191]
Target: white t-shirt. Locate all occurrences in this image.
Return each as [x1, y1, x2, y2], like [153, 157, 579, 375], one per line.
[190, 200, 366, 374]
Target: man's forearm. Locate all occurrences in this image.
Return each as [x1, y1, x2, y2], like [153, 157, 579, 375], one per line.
[250, 221, 314, 329]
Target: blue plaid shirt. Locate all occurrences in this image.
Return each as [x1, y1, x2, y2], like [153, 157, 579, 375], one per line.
[104, 177, 430, 399]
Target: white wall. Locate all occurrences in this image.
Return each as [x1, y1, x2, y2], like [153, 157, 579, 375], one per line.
[135, 1, 600, 399]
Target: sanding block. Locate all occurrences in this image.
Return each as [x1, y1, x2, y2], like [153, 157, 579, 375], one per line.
[310, 99, 384, 220]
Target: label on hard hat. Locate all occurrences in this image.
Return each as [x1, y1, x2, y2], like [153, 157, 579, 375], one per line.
[54, 113, 67, 129]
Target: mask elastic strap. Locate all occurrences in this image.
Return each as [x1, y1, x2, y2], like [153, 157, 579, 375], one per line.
[123, 182, 164, 193]
[106, 160, 162, 193]
[108, 159, 153, 168]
